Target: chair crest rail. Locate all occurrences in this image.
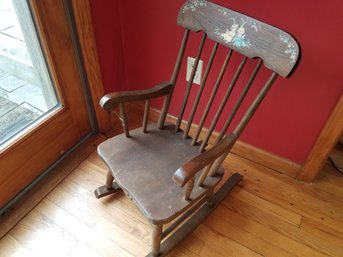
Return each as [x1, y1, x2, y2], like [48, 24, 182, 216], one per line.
[178, 0, 299, 77]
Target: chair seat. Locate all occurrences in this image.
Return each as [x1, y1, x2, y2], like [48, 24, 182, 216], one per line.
[97, 124, 222, 224]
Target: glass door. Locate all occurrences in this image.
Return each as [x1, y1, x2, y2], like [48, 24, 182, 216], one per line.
[0, 0, 59, 146]
[0, 0, 92, 208]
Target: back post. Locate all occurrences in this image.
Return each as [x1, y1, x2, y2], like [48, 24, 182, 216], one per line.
[158, 29, 190, 129]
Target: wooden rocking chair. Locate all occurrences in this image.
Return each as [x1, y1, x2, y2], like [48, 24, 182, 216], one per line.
[95, 1, 299, 256]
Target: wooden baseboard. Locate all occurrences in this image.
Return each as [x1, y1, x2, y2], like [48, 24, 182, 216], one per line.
[231, 140, 301, 177]
[128, 102, 301, 177]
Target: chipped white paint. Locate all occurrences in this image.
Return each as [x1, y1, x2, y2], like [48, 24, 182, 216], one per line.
[182, 0, 207, 13]
[280, 34, 298, 63]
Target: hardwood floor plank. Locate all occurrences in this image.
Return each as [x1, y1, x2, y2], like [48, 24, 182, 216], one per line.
[94, 217, 150, 257]
[223, 195, 343, 256]
[46, 180, 102, 227]
[47, 178, 151, 245]
[0, 235, 36, 257]
[36, 199, 125, 257]
[194, 224, 263, 257]
[224, 154, 343, 232]
[212, 204, 327, 257]
[313, 165, 343, 196]
[0, 134, 105, 239]
[230, 187, 302, 226]
[119, 250, 136, 257]
[9, 209, 77, 257]
[204, 213, 296, 257]
[176, 234, 205, 255]
[227, 153, 343, 210]
[300, 215, 343, 240]
[167, 246, 200, 257]
[69, 242, 103, 257]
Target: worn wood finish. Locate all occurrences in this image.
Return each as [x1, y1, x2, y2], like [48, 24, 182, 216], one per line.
[192, 49, 233, 146]
[94, 1, 300, 255]
[94, 183, 122, 199]
[158, 30, 190, 129]
[146, 173, 243, 257]
[134, 101, 302, 177]
[199, 56, 247, 152]
[234, 72, 278, 135]
[119, 103, 129, 138]
[183, 42, 219, 139]
[173, 133, 237, 187]
[178, 0, 299, 77]
[151, 224, 162, 257]
[217, 59, 263, 142]
[143, 100, 151, 133]
[97, 124, 222, 224]
[175, 33, 207, 132]
[100, 82, 172, 111]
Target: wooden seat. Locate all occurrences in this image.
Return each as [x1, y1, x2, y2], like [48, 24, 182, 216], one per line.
[94, 1, 299, 256]
[98, 124, 222, 224]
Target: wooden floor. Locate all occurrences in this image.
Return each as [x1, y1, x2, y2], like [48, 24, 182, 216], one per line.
[0, 110, 343, 257]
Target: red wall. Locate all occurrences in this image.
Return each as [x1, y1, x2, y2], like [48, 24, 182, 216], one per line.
[90, 0, 126, 91]
[91, 0, 343, 164]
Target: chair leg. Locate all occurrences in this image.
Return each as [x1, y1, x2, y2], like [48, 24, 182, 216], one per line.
[94, 170, 122, 199]
[152, 224, 162, 257]
[206, 188, 215, 208]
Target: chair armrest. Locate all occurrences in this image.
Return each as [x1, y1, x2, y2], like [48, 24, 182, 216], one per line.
[99, 81, 173, 111]
[173, 133, 238, 187]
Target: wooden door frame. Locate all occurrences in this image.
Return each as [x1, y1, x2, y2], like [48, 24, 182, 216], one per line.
[70, 0, 110, 132]
[297, 95, 343, 182]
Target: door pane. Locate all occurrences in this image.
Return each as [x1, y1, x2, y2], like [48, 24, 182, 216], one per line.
[0, 0, 59, 146]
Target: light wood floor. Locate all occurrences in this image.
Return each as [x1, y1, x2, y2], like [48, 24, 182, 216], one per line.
[0, 112, 343, 257]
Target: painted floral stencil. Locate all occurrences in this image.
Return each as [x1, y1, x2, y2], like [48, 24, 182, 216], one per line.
[182, 0, 207, 13]
[213, 8, 261, 49]
[280, 34, 297, 64]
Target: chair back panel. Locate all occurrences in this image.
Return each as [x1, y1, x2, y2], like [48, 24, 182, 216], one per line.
[157, 0, 300, 158]
[178, 0, 299, 78]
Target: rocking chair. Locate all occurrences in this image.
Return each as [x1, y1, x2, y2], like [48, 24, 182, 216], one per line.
[95, 1, 299, 256]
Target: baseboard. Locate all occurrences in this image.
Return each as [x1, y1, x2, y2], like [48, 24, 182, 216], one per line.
[128, 102, 301, 178]
[231, 140, 301, 177]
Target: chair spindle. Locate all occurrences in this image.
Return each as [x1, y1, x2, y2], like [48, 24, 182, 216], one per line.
[199, 56, 248, 152]
[183, 42, 219, 139]
[216, 59, 263, 143]
[233, 72, 278, 136]
[152, 224, 163, 257]
[175, 33, 207, 132]
[197, 163, 213, 186]
[184, 177, 195, 200]
[119, 103, 129, 137]
[198, 133, 237, 185]
[143, 99, 150, 133]
[208, 72, 278, 177]
[192, 49, 233, 146]
[161, 196, 207, 239]
[158, 29, 190, 129]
